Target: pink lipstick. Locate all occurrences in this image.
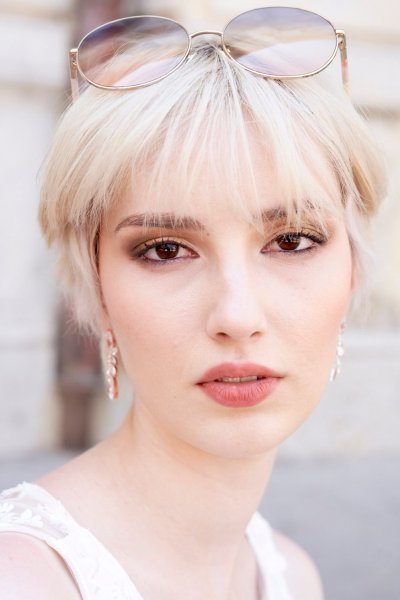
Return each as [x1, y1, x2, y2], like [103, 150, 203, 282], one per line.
[197, 362, 283, 408]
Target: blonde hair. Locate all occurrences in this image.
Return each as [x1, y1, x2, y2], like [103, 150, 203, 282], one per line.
[39, 41, 386, 335]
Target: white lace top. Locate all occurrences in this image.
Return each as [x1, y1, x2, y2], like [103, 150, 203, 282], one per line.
[0, 482, 293, 600]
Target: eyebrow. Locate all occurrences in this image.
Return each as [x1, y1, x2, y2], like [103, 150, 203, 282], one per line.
[114, 208, 290, 234]
[261, 207, 290, 221]
[115, 213, 205, 233]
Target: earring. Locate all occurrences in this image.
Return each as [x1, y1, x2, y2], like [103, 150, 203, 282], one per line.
[330, 321, 346, 382]
[104, 329, 119, 401]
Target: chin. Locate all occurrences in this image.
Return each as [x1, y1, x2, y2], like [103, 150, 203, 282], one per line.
[186, 420, 291, 461]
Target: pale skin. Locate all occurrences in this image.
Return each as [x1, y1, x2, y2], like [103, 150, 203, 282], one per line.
[0, 150, 354, 599]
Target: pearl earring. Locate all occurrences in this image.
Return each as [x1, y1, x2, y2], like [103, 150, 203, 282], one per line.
[104, 329, 119, 401]
[330, 321, 346, 382]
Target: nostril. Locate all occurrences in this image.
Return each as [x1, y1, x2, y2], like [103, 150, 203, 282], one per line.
[214, 329, 262, 341]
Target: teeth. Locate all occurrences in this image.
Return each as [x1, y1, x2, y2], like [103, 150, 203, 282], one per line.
[217, 376, 260, 383]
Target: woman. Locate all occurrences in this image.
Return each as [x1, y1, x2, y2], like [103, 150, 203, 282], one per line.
[0, 8, 385, 600]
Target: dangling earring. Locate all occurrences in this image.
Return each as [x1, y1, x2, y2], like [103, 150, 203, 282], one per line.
[330, 321, 346, 382]
[104, 329, 119, 401]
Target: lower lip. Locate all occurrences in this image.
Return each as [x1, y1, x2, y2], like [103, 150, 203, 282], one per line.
[197, 378, 281, 408]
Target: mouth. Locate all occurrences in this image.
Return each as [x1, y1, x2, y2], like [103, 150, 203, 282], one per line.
[197, 363, 283, 408]
[198, 362, 283, 385]
[214, 376, 264, 383]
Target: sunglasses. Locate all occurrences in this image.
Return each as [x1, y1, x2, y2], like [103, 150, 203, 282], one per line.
[69, 6, 348, 101]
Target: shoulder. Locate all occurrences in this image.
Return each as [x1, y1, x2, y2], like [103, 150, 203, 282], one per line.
[0, 532, 82, 600]
[272, 528, 324, 600]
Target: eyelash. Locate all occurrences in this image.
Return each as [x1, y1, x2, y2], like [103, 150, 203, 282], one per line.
[131, 237, 196, 266]
[262, 230, 327, 256]
[129, 230, 327, 266]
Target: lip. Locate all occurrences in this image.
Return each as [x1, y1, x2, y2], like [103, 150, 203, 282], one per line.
[197, 362, 283, 408]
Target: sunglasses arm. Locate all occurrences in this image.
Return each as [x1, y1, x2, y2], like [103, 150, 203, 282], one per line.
[336, 30, 349, 93]
[69, 48, 79, 102]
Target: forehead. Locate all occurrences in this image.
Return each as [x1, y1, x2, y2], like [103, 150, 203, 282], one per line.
[107, 130, 342, 231]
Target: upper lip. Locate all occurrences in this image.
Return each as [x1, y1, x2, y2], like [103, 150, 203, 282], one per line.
[197, 362, 284, 384]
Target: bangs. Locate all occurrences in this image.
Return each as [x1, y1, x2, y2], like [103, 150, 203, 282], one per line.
[126, 85, 342, 238]
[39, 41, 386, 333]
[67, 42, 352, 236]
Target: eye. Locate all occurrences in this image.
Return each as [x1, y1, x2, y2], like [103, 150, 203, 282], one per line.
[262, 230, 326, 254]
[131, 238, 198, 264]
[150, 241, 181, 260]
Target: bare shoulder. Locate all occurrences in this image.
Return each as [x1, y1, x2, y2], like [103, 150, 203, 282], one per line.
[0, 532, 82, 600]
[272, 528, 324, 600]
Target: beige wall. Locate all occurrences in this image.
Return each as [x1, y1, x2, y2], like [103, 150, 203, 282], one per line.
[0, 0, 74, 457]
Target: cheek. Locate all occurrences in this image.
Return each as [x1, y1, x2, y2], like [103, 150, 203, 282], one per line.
[100, 264, 199, 383]
[277, 243, 353, 378]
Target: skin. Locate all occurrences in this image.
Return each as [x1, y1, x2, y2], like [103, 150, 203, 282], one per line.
[29, 146, 353, 599]
[99, 151, 353, 465]
[97, 153, 351, 595]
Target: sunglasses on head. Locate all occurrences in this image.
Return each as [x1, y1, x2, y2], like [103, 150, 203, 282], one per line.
[69, 6, 348, 101]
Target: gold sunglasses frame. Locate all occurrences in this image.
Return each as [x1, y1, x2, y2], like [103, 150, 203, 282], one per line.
[69, 11, 348, 102]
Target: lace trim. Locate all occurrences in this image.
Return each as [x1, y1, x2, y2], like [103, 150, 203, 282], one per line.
[0, 483, 142, 599]
[0, 482, 292, 600]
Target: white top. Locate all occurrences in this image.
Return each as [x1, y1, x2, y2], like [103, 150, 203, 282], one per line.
[0, 482, 293, 600]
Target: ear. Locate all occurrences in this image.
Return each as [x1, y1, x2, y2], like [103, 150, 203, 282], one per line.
[348, 240, 360, 295]
[341, 250, 357, 319]
[92, 224, 113, 333]
[350, 260, 358, 293]
[97, 280, 113, 332]
[98, 310, 112, 332]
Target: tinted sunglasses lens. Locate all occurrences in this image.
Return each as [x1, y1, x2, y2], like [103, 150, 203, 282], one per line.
[223, 7, 337, 77]
[77, 16, 189, 88]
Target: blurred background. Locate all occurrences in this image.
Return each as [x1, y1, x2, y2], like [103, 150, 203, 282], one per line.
[0, 1, 399, 598]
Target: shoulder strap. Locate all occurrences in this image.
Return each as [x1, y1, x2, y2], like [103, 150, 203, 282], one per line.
[246, 511, 294, 600]
[1, 485, 293, 600]
[0, 482, 142, 600]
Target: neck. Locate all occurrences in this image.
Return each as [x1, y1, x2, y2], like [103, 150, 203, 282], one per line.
[114, 405, 275, 532]
[86, 404, 277, 598]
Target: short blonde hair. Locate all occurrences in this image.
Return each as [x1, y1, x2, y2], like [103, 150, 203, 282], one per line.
[39, 41, 386, 335]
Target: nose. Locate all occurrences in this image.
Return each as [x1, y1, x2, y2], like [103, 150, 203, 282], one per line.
[205, 262, 267, 344]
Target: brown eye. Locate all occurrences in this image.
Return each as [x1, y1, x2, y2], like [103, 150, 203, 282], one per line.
[155, 242, 180, 259]
[262, 229, 325, 255]
[276, 233, 302, 251]
[132, 238, 198, 264]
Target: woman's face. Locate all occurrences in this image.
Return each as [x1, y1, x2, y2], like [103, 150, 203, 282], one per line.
[98, 150, 354, 459]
